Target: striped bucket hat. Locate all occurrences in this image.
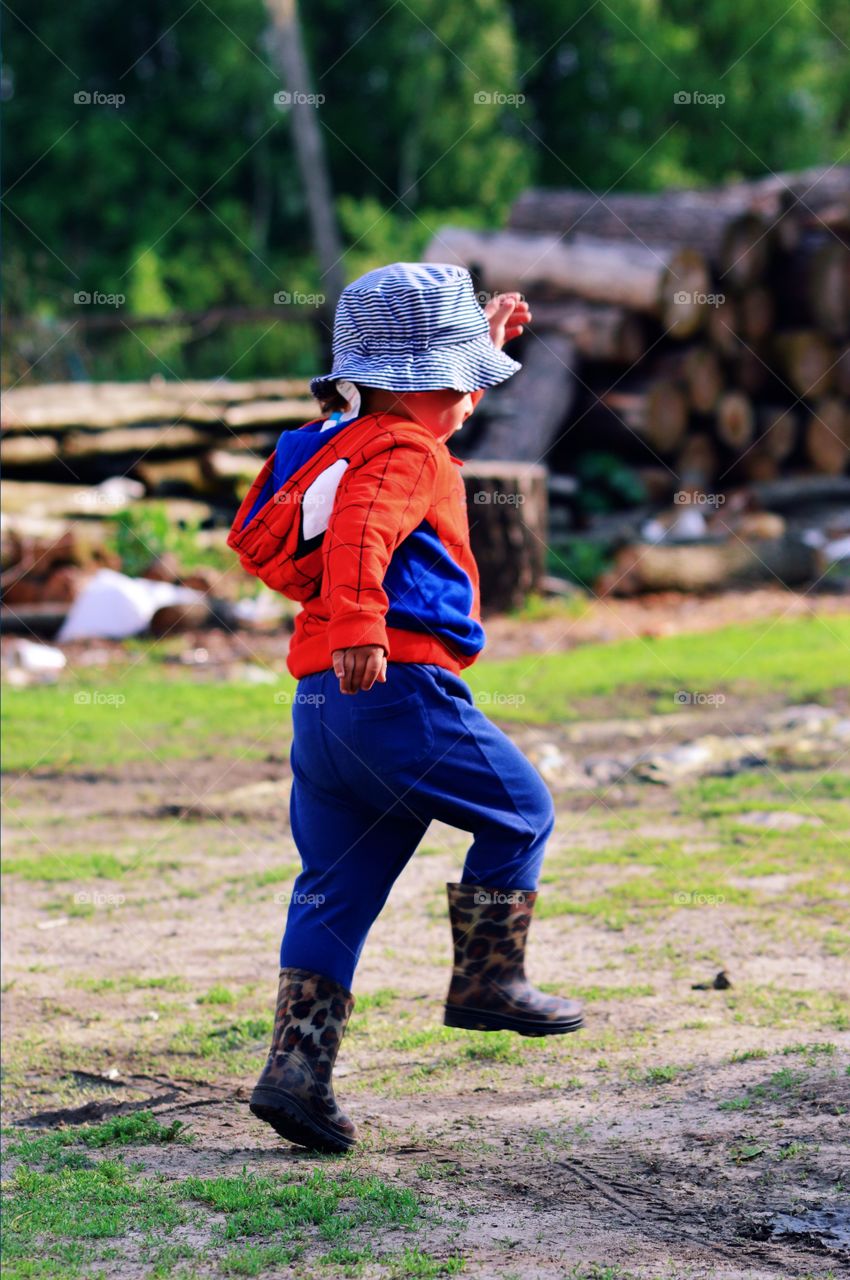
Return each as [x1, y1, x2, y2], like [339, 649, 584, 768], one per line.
[309, 262, 520, 401]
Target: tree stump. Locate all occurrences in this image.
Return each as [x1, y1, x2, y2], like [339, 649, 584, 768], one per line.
[462, 462, 548, 612]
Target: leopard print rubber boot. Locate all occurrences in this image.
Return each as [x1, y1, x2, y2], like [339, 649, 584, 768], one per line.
[249, 967, 356, 1153]
[443, 883, 583, 1037]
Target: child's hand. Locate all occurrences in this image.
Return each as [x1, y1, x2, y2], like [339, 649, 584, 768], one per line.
[483, 292, 531, 349]
[332, 645, 388, 694]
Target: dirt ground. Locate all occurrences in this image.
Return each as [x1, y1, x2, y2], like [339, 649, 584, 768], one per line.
[2, 594, 849, 1280]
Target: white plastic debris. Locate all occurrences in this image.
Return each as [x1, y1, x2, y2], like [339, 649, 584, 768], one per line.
[824, 534, 850, 562]
[232, 592, 288, 625]
[641, 518, 667, 544]
[232, 663, 279, 684]
[6, 639, 67, 679]
[73, 477, 145, 512]
[57, 568, 202, 642]
[668, 508, 708, 540]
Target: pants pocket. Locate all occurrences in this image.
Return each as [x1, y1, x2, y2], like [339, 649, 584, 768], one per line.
[350, 691, 435, 774]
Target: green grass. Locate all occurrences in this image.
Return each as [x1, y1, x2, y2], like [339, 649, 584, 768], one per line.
[199, 983, 238, 1006]
[3, 1160, 187, 1255]
[387, 1248, 465, 1277]
[541, 983, 655, 1001]
[725, 986, 849, 1031]
[1, 1158, 426, 1279]
[356, 987, 403, 1012]
[0, 845, 179, 882]
[683, 770, 850, 811]
[1, 676, 292, 772]
[181, 1168, 420, 1241]
[464, 615, 850, 723]
[537, 819, 850, 935]
[730, 1047, 769, 1063]
[782, 1041, 836, 1058]
[5, 616, 849, 770]
[169, 1014, 272, 1060]
[69, 974, 190, 995]
[3, 1111, 191, 1170]
[719, 1066, 808, 1111]
[221, 1242, 301, 1275]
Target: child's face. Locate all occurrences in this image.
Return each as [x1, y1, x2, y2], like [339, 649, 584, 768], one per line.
[362, 388, 475, 441]
[406, 390, 475, 440]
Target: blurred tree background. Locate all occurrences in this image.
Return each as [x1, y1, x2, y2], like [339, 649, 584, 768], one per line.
[4, 0, 849, 382]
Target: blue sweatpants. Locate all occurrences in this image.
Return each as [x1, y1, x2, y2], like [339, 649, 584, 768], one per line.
[279, 662, 555, 989]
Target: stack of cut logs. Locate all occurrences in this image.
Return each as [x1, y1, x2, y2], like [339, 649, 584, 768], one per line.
[1, 378, 316, 500]
[426, 166, 850, 489]
[1, 377, 548, 613]
[3, 168, 849, 619]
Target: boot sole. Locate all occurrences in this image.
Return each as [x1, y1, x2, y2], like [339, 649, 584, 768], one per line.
[444, 1003, 583, 1037]
[249, 1086, 355, 1154]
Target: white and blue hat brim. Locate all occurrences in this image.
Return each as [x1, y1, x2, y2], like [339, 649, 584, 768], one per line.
[310, 262, 521, 400]
[311, 331, 520, 399]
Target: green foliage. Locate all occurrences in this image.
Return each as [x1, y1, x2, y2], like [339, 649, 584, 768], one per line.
[514, 0, 845, 189]
[547, 537, 614, 589]
[107, 502, 225, 576]
[6, 3, 849, 380]
[576, 453, 648, 514]
[311, 0, 530, 217]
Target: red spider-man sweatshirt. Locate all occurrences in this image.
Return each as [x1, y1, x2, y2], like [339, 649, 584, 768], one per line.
[228, 406, 486, 679]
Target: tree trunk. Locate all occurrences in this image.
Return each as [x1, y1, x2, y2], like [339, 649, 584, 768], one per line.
[508, 189, 772, 285]
[510, 166, 850, 272]
[527, 301, 647, 363]
[2, 378, 313, 432]
[605, 536, 818, 594]
[727, 448, 781, 484]
[732, 344, 775, 398]
[716, 391, 755, 450]
[462, 462, 548, 611]
[835, 346, 850, 397]
[62, 425, 214, 459]
[425, 227, 710, 337]
[0, 435, 60, 466]
[705, 295, 740, 355]
[756, 406, 798, 461]
[775, 331, 836, 398]
[601, 380, 689, 453]
[135, 457, 219, 498]
[675, 433, 719, 489]
[682, 347, 724, 412]
[805, 399, 850, 474]
[468, 332, 577, 463]
[738, 287, 775, 342]
[808, 239, 850, 337]
[774, 232, 850, 336]
[264, 0, 344, 334]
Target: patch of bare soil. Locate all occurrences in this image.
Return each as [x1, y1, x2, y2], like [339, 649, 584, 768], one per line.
[12, 1062, 842, 1279]
[3, 681, 849, 1279]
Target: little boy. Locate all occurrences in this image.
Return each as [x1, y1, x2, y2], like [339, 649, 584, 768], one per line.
[228, 263, 582, 1154]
